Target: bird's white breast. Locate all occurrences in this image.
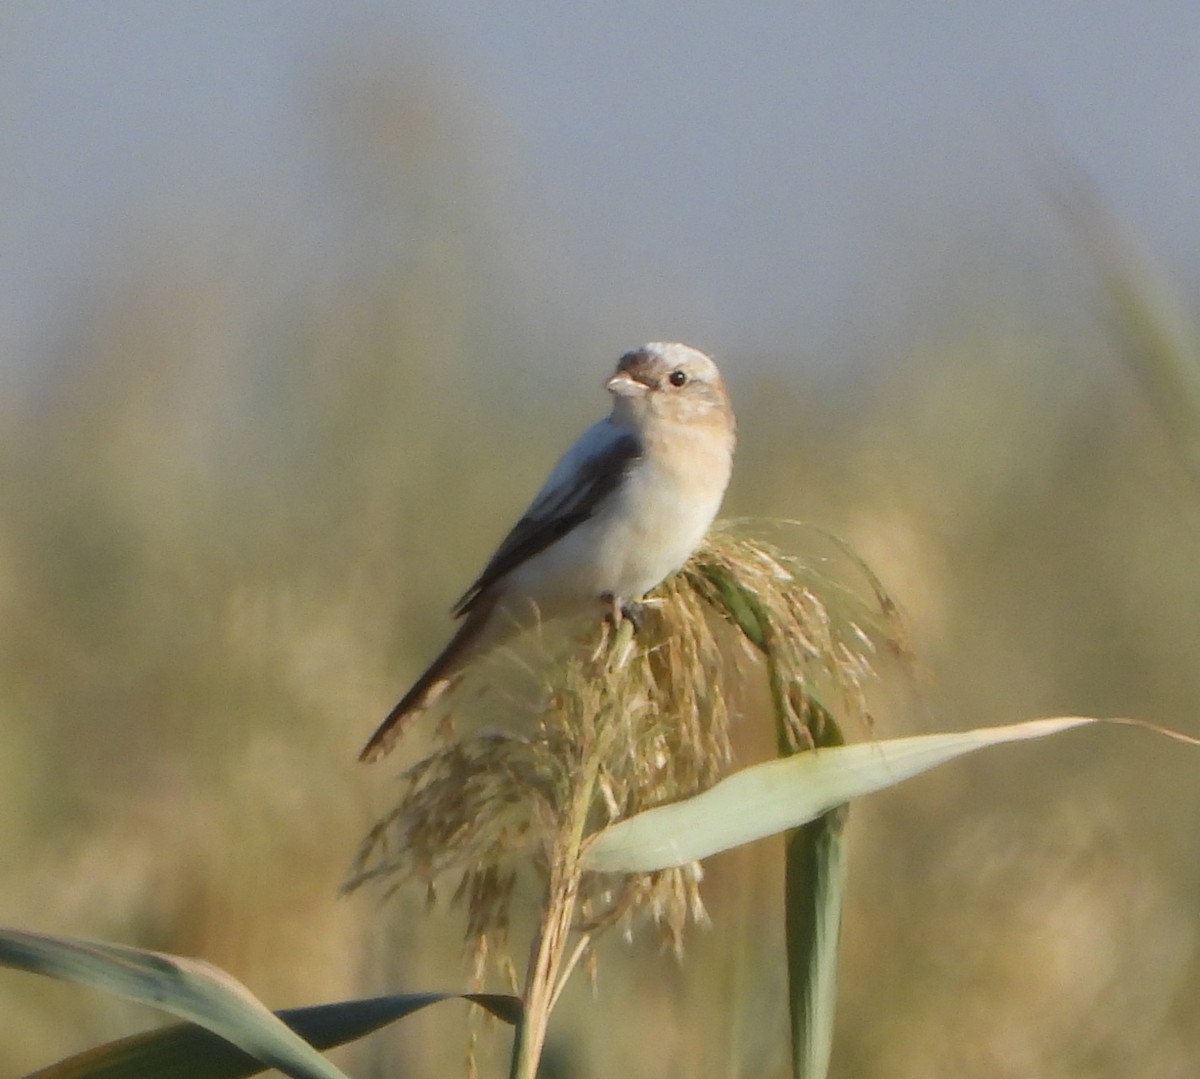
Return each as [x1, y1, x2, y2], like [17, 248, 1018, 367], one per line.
[503, 418, 732, 614]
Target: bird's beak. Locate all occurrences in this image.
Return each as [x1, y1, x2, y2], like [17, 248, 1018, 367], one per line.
[606, 370, 651, 397]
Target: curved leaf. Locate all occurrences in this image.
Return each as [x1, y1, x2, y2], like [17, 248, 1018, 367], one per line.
[583, 717, 1112, 872]
[0, 930, 349, 1079]
[20, 992, 521, 1079]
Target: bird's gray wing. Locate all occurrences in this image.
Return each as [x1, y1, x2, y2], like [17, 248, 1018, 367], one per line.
[452, 421, 641, 616]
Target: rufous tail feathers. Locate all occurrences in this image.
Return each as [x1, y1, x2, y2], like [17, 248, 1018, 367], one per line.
[359, 594, 499, 762]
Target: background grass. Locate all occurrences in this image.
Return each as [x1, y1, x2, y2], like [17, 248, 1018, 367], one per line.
[3, 69, 1200, 1079]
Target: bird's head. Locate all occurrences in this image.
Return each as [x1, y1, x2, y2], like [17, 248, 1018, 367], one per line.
[605, 342, 733, 436]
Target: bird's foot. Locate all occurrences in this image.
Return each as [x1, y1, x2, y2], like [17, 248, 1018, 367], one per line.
[620, 600, 647, 633]
[602, 593, 646, 634]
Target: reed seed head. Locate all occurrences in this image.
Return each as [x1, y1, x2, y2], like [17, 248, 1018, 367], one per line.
[345, 524, 905, 973]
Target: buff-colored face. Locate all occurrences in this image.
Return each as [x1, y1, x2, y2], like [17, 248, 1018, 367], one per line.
[605, 342, 732, 430]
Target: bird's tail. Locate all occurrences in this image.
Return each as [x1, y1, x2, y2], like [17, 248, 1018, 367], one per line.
[359, 594, 499, 763]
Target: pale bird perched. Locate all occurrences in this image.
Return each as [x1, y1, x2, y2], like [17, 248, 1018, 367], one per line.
[360, 342, 736, 762]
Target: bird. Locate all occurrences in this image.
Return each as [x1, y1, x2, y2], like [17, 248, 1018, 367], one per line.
[360, 342, 735, 762]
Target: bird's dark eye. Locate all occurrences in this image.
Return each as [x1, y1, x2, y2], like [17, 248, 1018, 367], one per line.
[668, 369, 688, 387]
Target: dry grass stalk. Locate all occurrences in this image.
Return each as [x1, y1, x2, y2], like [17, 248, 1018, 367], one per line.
[345, 523, 904, 1076]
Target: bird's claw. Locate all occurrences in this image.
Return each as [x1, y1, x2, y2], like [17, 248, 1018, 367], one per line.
[622, 601, 648, 633]
[602, 596, 647, 634]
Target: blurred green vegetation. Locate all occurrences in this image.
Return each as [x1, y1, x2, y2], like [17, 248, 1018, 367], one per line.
[3, 63, 1199, 1079]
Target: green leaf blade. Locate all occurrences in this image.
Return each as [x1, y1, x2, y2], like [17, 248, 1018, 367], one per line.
[20, 992, 521, 1079]
[583, 717, 1096, 873]
[785, 809, 846, 1079]
[784, 698, 847, 1079]
[0, 930, 349, 1079]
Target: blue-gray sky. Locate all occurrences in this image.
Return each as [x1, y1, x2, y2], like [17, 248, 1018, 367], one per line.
[5, 2, 1200, 377]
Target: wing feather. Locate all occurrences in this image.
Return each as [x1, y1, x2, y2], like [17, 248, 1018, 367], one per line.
[452, 421, 641, 615]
